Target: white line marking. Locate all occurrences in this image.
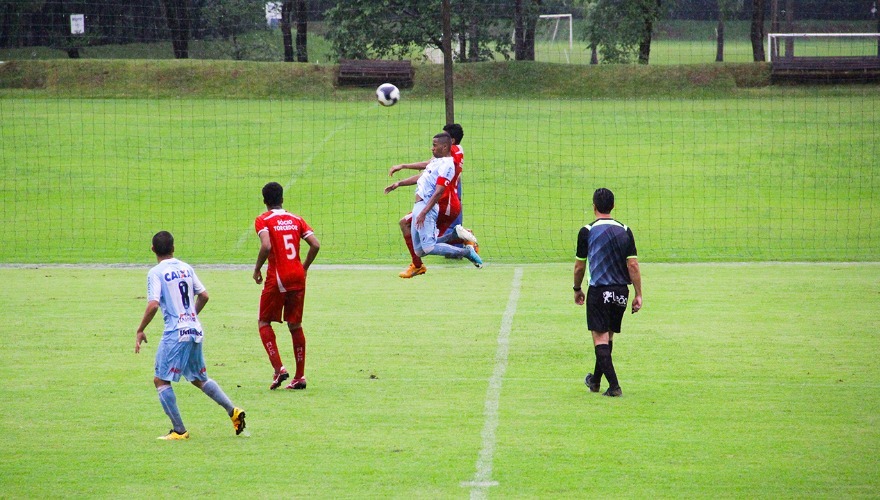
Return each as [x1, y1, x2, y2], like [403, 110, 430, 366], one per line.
[234, 106, 374, 250]
[463, 267, 523, 499]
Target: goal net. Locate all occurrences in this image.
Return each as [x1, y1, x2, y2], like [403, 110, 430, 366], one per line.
[535, 14, 575, 64]
[767, 32, 880, 61]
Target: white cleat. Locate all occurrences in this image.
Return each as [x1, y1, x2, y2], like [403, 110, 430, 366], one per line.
[454, 225, 478, 244]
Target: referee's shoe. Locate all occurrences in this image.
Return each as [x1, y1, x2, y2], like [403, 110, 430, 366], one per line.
[584, 373, 600, 393]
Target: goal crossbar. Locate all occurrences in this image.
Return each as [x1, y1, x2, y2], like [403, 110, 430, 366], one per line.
[766, 33, 880, 62]
[538, 14, 573, 51]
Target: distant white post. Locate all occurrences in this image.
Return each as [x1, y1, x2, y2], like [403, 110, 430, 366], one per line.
[538, 14, 573, 51]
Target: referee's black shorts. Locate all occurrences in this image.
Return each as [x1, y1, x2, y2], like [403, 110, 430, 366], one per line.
[586, 285, 629, 333]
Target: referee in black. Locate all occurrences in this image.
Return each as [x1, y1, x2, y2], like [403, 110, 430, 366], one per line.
[573, 188, 643, 397]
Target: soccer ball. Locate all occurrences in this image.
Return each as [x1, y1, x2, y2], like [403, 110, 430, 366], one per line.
[376, 83, 400, 107]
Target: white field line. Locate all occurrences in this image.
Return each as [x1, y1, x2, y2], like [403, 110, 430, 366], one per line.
[462, 267, 523, 499]
[233, 106, 374, 251]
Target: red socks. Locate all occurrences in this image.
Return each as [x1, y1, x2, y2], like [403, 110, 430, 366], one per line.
[261, 323, 306, 380]
[404, 233, 423, 268]
[291, 327, 306, 379]
[259, 324, 283, 372]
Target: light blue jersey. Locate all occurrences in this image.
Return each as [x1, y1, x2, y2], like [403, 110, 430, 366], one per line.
[147, 258, 205, 343]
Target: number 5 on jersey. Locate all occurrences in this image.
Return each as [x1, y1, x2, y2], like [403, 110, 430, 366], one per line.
[283, 234, 297, 259]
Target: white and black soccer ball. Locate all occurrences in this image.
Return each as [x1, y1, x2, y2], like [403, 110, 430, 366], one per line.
[376, 83, 400, 107]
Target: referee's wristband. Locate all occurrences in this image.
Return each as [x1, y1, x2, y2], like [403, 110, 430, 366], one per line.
[573, 286, 582, 292]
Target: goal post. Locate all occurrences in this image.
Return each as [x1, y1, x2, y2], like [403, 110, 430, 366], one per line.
[536, 14, 573, 63]
[766, 33, 880, 83]
[766, 32, 880, 61]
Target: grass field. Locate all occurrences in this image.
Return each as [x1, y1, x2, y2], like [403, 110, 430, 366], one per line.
[1, 92, 878, 263]
[1, 57, 878, 497]
[0, 263, 878, 497]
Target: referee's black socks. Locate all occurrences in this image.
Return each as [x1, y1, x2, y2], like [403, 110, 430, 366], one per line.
[595, 344, 619, 390]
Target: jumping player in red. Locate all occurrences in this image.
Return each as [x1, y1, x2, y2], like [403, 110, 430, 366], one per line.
[389, 124, 478, 278]
[253, 181, 320, 390]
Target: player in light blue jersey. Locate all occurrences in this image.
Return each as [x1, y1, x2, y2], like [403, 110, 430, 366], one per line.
[384, 132, 482, 268]
[135, 231, 246, 440]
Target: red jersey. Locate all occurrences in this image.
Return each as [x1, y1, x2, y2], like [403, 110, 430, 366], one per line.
[255, 209, 314, 292]
[440, 144, 464, 211]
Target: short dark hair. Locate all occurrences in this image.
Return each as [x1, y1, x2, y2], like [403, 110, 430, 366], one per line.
[443, 123, 463, 144]
[433, 132, 452, 147]
[152, 231, 174, 256]
[262, 182, 283, 207]
[593, 188, 615, 214]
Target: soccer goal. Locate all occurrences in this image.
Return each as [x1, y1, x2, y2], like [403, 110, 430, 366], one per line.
[536, 14, 574, 64]
[767, 32, 880, 61]
[767, 33, 880, 82]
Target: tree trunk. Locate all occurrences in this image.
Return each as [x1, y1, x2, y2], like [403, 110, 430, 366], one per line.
[523, 13, 536, 60]
[769, 0, 779, 59]
[160, 0, 190, 59]
[459, 34, 467, 62]
[467, 21, 479, 62]
[715, 17, 724, 62]
[514, 0, 540, 61]
[590, 43, 598, 64]
[281, 0, 293, 62]
[638, 0, 660, 65]
[750, 0, 765, 61]
[783, 0, 794, 57]
[514, 0, 525, 60]
[0, 3, 11, 48]
[294, 0, 307, 62]
[638, 22, 653, 64]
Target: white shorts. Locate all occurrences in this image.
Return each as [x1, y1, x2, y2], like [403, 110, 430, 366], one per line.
[410, 200, 439, 256]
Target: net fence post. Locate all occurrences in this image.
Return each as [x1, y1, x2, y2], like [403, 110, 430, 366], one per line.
[442, 0, 454, 125]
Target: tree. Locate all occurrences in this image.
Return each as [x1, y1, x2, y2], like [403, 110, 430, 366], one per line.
[579, 0, 663, 64]
[716, 0, 744, 62]
[637, 0, 662, 64]
[281, 0, 308, 62]
[324, 0, 512, 62]
[513, 0, 542, 61]
[294, 0, 308, 62]
[201, 0, 264, 61]
[280, 1, 295, 62]
[160, 0, 192, 59]
[750, 0, 765, 61]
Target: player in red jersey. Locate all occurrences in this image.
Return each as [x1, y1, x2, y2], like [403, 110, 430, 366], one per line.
[253, 182, 320, 390]
[388, 124, 478, 278]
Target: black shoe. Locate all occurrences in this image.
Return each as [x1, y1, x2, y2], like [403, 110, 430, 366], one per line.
[584, 373, 600, 393]
[602, 387, 622, 397]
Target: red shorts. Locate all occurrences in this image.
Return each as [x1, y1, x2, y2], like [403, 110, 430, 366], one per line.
[259, 286, 306, 325]
[437, 196, 461, 234]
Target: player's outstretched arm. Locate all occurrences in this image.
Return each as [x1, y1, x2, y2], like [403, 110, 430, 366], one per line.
[384, 173, 421, 194]
[389, 160, 430, 176]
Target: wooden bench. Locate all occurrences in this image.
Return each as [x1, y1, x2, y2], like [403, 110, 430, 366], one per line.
[336, 59, 414, 88]
[771, 56, 880, 83]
